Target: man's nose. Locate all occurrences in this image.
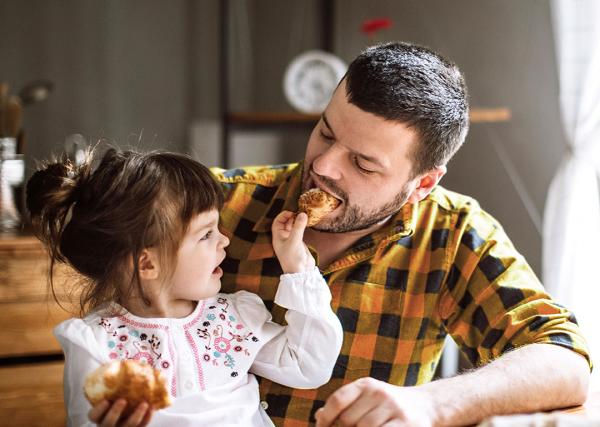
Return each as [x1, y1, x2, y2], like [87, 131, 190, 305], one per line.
[312, 144, 343, 181]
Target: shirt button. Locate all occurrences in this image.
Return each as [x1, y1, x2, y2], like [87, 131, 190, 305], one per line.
[185, 380, 194, 390]
[260, 401, 268, 410]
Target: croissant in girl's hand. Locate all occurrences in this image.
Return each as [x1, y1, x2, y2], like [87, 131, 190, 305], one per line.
[84, 360, 171, 415]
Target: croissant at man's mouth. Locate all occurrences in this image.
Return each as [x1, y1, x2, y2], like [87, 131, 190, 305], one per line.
[308, 174, 346, 204]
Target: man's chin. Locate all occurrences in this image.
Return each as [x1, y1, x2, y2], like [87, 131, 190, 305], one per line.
[311, 212, 394, 234]
[310, 223, 339, 233]
[310, 218, 361, 233]
[306, 214, 339, 232]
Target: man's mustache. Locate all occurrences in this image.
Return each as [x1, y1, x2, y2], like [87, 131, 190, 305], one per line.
[309, 167, 349, 204]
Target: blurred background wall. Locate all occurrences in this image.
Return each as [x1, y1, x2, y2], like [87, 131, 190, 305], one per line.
[0, 0, 567, 277]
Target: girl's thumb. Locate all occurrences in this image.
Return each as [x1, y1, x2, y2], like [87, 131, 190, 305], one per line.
[290, 212, 308, 241]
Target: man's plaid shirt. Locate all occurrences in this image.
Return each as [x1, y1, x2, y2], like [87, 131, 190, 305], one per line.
[212, 163, 591, 426]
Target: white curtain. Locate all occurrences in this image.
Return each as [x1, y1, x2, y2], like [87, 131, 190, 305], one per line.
[546, 0, 600, 376]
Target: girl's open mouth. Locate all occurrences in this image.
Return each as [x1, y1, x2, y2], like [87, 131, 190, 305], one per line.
[212, 266, 223, 275]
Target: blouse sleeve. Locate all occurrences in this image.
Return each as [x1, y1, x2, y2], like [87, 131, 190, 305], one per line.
[235, 266, 343, 389]
[54, 317, 108, 427]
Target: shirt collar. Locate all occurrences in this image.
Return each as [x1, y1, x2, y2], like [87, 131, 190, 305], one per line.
[252, 163, 304, 233]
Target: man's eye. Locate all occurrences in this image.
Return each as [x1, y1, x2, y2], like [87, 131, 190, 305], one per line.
[199, 230, 212, 241]
[353, 156, 375, 175]
[319, 130, 334, 141]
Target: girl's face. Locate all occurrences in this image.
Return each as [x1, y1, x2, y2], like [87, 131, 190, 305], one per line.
[169, 209, 229, 301]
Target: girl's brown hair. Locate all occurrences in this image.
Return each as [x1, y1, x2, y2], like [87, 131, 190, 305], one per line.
[26, 148, 224, 316]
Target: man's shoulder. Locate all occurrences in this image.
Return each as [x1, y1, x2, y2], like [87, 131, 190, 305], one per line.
[425, 186, 505, 238]
[210, 163, 299, 188]
[425, 185, 482, 213]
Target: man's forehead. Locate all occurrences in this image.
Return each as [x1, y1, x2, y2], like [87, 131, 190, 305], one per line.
[323, 102, 417, 172]
[322, 112, 387, 168]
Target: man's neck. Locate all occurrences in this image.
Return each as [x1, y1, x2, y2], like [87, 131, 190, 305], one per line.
[304, 216, 391, 269]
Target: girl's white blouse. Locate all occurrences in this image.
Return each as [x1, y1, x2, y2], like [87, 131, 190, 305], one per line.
[54, 267, 343, 426]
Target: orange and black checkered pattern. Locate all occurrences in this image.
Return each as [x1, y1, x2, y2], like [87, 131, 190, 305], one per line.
[211, 163, 591, 427]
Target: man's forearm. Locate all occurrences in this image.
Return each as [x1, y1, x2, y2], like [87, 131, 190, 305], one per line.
[420, 344, 590, 426]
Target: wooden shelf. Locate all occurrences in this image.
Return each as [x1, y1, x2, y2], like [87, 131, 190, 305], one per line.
[227, 108, 511, 126]
[469, 107, 511, 123]
[228, 112, 320, 125]
[0, 233, 42, 252]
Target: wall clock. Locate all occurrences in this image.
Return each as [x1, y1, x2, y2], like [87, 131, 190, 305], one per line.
[283, 50, 347, 114]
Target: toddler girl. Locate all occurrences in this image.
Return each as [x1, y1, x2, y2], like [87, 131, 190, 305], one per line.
[26, 148, 343, 426]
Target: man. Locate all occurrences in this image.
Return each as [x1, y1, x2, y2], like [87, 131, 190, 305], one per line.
[213, 42, 591, 426]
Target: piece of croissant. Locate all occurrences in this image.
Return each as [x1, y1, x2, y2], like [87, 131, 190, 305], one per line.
[84, 360, 171, 415]
[298, 188, 340, 226]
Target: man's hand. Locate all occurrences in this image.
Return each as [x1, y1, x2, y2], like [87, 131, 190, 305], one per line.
[88, 399, 154, 427]
[315, 377, 435, 427]
[271, 210, 315, 274]
[316, 345, 590, 427]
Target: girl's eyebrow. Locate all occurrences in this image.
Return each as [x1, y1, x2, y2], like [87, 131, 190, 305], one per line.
[191, 218, 218, 235]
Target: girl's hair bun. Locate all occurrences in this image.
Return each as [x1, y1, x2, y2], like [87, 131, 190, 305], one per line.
[26, 152, 92, 248]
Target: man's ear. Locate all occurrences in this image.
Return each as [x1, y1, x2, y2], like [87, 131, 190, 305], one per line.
[138, 248, 160, 280]
[407, 165, 447, 204]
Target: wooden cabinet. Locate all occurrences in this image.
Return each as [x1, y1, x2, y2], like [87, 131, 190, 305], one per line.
[0, 362, 65, 426]
[0, 234, 73, 426]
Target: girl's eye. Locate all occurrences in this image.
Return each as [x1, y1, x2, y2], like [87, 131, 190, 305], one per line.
[199, 230, 212, 241]
[353, 156, 375, 175]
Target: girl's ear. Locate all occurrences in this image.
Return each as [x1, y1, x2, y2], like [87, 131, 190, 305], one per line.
[138, 248, 160, 280]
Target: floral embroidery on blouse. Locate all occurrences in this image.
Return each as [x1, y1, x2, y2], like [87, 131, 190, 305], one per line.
[96, 295, 261, 388]
[98, 318, 164, 368]
[196, 296, 259, 378]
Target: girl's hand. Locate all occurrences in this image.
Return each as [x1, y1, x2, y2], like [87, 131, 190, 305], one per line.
[88, 399, 154, 427]
[271, 211, 315, 274]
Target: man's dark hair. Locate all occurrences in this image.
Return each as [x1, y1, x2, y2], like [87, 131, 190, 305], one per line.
[345, 42, 470, 176]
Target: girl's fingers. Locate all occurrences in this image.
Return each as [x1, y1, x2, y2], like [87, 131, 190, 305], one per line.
[287, 215, 296, 231]
[139, 407, 155, 427]
[122, 402, 149, 427]
[88, 400, 110, 423]
[99, 399, 127, 427]
[289, 212, 308, 242]
[272, 211, 295, 231]
[277, 210, 295, 222]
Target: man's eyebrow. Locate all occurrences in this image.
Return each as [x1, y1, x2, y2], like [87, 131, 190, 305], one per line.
[322, 113, 385, 169]
[354, 151, 385, 169]
[321, 113, 337, 140]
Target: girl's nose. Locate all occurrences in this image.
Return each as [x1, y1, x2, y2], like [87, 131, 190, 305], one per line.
[220, 232, 230, 248]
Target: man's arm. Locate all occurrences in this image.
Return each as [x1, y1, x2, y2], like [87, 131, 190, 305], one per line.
[315, 343, 590, 427]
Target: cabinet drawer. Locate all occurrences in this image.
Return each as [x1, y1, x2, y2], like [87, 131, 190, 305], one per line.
[0, 301, 71, 357]
[0, 237, 74, 304]
[0, 361, 66, 426]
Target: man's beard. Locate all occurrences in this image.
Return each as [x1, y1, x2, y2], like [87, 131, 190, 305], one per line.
[302, 169, 411, 233]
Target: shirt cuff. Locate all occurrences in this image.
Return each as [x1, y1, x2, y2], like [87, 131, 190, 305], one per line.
[274, 267, 332, 317]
